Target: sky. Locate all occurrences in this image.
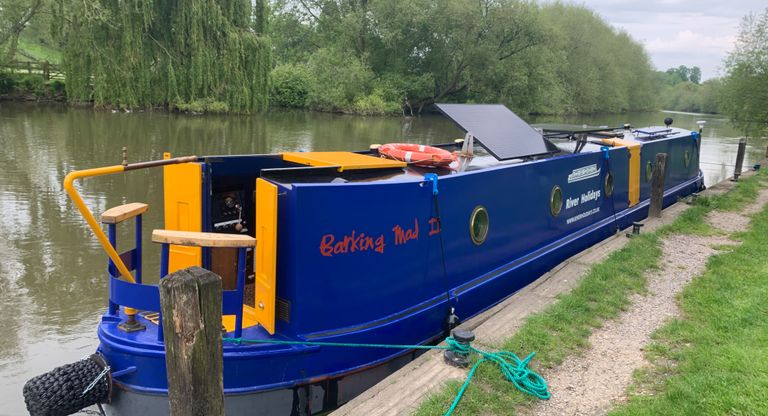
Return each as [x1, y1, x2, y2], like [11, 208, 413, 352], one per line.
[575, 0, 766, 80]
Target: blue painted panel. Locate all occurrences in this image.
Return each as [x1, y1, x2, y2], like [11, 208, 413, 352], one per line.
[280, 149, 626, 335]
[222, 291, 243, 315]
[110, 277, 161, 312]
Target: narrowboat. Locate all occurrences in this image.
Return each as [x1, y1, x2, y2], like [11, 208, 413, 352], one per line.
[24, 104, 704, 415]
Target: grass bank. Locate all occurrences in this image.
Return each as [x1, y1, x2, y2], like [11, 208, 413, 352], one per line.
[415, 171, 766, 415]
[611, 173, 768, 415]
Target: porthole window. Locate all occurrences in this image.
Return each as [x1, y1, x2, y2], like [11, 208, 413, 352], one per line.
[645, 161, 653, 182]
[469, 206, 489, 245]
[605, 171, 614, 197]
[684, 150, 690, 168]
[550, 186, 563, 217]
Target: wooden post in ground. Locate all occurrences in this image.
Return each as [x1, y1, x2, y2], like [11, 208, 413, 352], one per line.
[649, 153, 668, 218]
[159, 266, 225, 416]
[733, 138, 747, 181]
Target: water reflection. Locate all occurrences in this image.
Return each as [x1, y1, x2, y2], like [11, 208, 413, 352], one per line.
[0, 103, 764, 414]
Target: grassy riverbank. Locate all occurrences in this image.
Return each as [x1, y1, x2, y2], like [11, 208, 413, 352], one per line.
[415, 170, 766, 415]
[612, 173, 768, 415]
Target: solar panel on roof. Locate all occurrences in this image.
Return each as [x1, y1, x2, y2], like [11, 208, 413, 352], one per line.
[436, 103, 549, 160]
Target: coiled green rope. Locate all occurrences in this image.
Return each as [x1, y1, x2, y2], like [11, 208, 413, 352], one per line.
[223, 336, 549, 415]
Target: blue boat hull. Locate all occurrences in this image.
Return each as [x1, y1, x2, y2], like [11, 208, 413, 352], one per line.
[97, 129, 704, 414]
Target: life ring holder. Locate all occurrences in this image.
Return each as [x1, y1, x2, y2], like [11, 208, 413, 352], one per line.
[378, 143, 457, 168]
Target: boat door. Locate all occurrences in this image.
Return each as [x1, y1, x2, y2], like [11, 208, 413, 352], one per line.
[253, 178, 278, 335]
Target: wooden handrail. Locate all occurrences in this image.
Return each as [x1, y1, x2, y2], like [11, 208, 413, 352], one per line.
[152, 230, 256, 248]
[101, 202, 149, 224]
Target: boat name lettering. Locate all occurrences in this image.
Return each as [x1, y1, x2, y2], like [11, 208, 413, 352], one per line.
[567, 164, 601, 183]
[320, 218, 435, 257]
[428, 217, 441, 236]
[319, 231, 386, 257]
[393, 218, 419, 245]
[566, 189, 602, 209]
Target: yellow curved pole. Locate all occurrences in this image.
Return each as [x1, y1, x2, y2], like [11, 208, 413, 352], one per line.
[63, 155, 198, 318]
[64, 165, 135, 283]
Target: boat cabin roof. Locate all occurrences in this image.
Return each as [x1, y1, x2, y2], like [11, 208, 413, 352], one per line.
[204, 105, 693, 186]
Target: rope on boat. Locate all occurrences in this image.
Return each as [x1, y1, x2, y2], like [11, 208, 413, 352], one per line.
[223, 335, 550, 415]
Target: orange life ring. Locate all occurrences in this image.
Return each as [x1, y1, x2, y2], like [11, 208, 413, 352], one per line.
[379, 143, 457, 168]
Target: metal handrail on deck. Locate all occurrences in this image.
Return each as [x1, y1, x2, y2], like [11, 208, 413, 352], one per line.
[63, 155, 198, 317]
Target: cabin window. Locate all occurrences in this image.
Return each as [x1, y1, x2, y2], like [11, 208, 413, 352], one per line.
[605, 171, 614, 197]
[645, 161, 653, 182]
[550, 186, 563, 217]
[684, 150, 690, 168]
[469, 206, 489, 245]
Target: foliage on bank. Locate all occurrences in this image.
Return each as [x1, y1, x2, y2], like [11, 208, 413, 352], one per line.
[52, 0, 271, 113]
[719, 8, 768, 136]
[0, 71, 65, 101]
[269, 1, 660, 115]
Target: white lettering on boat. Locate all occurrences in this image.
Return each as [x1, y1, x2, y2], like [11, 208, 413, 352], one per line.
[567, 164, 600, 183]
[566, 207, 601, 224]
[566, 189, 601, 210]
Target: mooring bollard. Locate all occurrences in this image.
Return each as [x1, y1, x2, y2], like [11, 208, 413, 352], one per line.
[626, 221, 644, 238]
[159, 266, 225, 416]
[649, 153, 667, 218]
[444, 329, 475, 368]
[733, 138, 747, 181]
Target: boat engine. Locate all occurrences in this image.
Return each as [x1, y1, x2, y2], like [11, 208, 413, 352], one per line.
[23, 354, 111, 416]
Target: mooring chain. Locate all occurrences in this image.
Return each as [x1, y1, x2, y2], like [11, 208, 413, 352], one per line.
[81, 365, 110, 396]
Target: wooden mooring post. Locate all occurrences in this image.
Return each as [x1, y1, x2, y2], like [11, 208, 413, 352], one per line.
[733, 138, 747, 181]
[649, 153, 668, 218]
[159, 266, 225, 416]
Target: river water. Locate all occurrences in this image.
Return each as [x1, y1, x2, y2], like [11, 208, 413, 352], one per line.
[0, 103, 765, 415]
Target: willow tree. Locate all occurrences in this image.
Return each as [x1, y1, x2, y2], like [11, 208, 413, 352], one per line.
[54, 0, 270, 112]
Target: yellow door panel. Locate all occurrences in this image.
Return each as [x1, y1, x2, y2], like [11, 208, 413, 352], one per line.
[601, 139, 642, 207]
[163, 154, 202, 273]
[254, 178, 278, 334]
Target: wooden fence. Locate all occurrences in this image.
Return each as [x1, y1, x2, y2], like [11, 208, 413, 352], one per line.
[1, 60, 63, 80]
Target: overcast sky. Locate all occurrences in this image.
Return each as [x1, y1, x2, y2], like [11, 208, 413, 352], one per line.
[573, 0, 766, 80]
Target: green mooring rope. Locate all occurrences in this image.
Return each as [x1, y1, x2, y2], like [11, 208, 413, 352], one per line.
[222, 336, 550, 415]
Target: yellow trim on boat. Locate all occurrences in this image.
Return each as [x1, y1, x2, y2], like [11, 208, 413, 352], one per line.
[601, 138, 641, 206]
[64, 155, 198, 318]
[163, 153, 203, 273]
[282, 151, 406, 172]
[254, 178, 278, 335]
[64, 165, 137, 316]
[222, 305, 259, 333]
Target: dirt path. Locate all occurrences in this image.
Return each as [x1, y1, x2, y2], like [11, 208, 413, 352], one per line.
[529, 187, 768, 416]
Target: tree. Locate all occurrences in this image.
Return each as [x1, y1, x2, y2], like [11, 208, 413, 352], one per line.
[0, 0, 44, 63]
[53, 0, 271, 112]
[720, 8, 768, 135]
[269, 0, 659, 115]
[689, 66, 701, 84]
